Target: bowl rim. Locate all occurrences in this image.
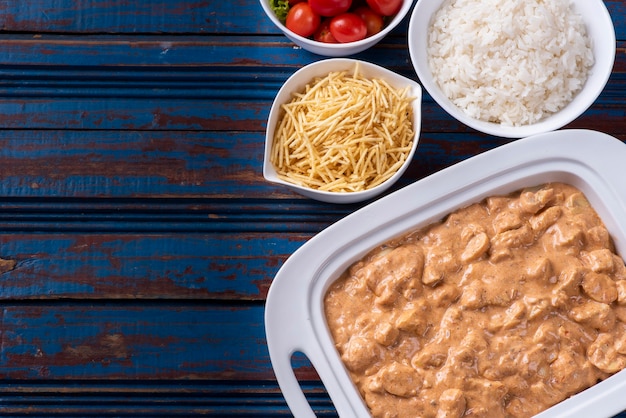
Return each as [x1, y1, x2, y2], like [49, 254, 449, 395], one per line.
[407, 0, 616, 138]
[265, 129, 626, 417]
[263, 57, 423, 203]
[259, 0, 416, 50]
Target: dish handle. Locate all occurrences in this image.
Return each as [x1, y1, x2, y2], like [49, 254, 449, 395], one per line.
[265, 263, 363, 417]
[265, 278, 319, 417]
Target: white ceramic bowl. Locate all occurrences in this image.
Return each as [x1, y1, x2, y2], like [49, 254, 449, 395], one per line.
[259, 0, 415, 56]
[263, 58, 422, 204]
[266, 129, 626, 417]
[407, 0, 616, 138]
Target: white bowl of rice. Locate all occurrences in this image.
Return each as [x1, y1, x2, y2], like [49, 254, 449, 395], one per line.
[408, 0, 615, 138]
[263, 58, 422, 204]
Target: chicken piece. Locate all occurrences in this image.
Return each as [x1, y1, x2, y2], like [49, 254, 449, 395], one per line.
[460, 223, 485, 243]
[358, 244, 425, 297]
[529, 206, 562, 235]
[395, 301, 428, 334]
[519, 187, 555, 214]
[422, 249, 458, 286]
[549, 223, 585, 255]
[581, 271, 618, 304]
[412, 343, 447, 369]
[436, 389, 466, 418]
[524, 257, 553, 283]
[586, 225, 611, 250]
[486, 196, 511, 214]
[342, 336, 381, 373]
[490, 225, 534, 262]
[428, 284, 461, 308]
[612, 255, 626, 280]
[582, 248, 616, 273]
[553, 265, 583, 296]
[569, 301, 616, 332]
[587, 333, 626, 374]
[525, 296, 552, 321]
[374, 322, 400, 347]
[493, 210, 524, 234]
[565, 192, 591, 211]
[551, 350, 598, 395]
[533, 319, 560, 353]
[461, 232, 490, 263]
[446, 331, 487, 377]
[502, 300, 527, 330]
[374, 362, 422, 398]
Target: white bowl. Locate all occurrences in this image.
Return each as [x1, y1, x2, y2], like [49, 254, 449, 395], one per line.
[265, 129, 626, 417]
[263, 58, 422, 204]
[259, 0, 415, 56]
[407, 0, 616, 138]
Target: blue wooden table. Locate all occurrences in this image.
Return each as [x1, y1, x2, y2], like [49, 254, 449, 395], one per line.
[0, 1, 624, 416]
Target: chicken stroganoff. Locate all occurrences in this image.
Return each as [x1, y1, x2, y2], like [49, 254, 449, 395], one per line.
[324, 183, 626, 418]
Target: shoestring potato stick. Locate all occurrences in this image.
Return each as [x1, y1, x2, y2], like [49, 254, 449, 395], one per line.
[270, 64, 416, 193]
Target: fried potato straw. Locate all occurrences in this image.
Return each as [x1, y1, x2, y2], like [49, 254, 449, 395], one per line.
[270, 67, 415, 193]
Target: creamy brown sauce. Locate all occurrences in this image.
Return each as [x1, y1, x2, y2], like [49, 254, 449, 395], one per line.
[324, 183, 626, 418]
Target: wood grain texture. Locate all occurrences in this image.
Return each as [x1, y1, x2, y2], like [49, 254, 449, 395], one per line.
[0, 1, 624, 39]
[0, 0, 624, 416]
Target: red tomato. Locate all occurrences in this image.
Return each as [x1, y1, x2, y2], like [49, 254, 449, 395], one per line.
[329, 13, 367, 43]
[353, 6, 384, 37]
[288, 0, 306, 5]
[309, 0, 352, 17]
[366, 0, 402, 16]
[314, 19, 338, 43]
[286, 2, 321, 37]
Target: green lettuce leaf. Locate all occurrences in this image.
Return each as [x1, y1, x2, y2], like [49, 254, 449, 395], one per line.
[269, 0, 290, 23]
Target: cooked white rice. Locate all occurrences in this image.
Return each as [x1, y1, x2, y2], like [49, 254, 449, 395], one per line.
[427, 0, 594, 126]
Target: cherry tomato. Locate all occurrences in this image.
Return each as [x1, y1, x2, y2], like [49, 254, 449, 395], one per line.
[286, 2, 321, 38]
[314, 19, 338, 43]
[329, 13, 367, 43]
[309, 0, 352, 17]
[288, 0, 306, 5]
[353, 6, 384, 37]
[365, 0, 402, 16]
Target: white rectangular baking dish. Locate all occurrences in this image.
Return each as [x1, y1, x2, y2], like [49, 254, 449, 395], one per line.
[265, 129, 626, 418]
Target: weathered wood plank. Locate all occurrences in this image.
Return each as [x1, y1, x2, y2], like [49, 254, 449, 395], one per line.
[0, 0, 410, 38]
[0, 34, 409, 67]
[0, 130, 490, 198]
[0, 302, 337, 416]
[0, 232, 311, 300]
[0, 35, 622, 74]
[0, 0, 259, 35]
[0, 1, 623, 40]
[0, 92, 622, 134]
[0, 130, 622, 203]
[0, 130, 269, 198]
[1, 304, 261, 379]
[0, 198, 349, 232]
[0, 303, 326, 381]
[606, 1, 626, 40]
[0, 38, 622, 134]
[0, 35, 622, 84]
[0, 382, 337, 417]
[0, 380, 337, 417]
